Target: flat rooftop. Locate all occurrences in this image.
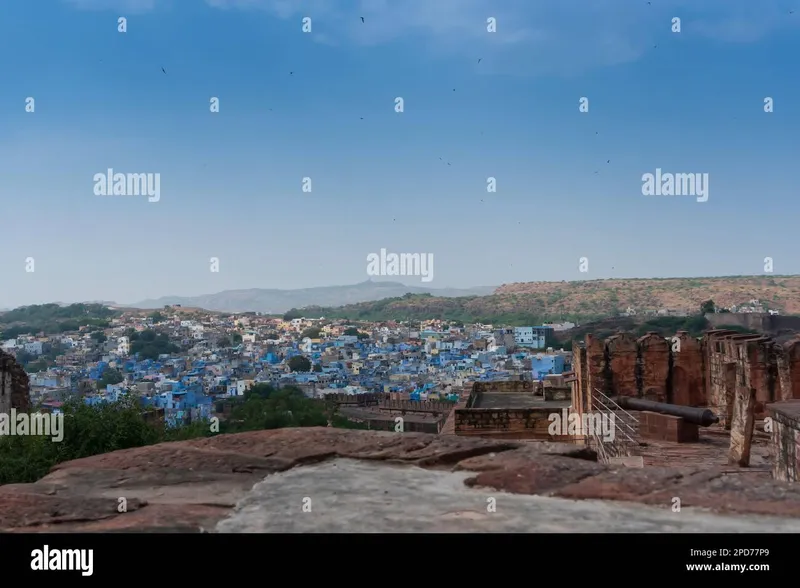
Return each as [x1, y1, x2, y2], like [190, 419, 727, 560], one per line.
[474, 392, 570, 410]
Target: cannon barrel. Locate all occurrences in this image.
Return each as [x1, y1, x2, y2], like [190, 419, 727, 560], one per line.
[614, 397, 719, 427]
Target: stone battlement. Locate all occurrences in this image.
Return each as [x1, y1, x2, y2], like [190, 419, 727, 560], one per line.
[573, 330, 800, 426]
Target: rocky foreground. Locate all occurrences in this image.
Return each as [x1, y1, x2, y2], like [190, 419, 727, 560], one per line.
[3, 428, 800, 532]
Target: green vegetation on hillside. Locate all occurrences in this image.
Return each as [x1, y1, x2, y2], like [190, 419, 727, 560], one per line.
[552, 314, 717, 346]
[128, 328, 179, 360]
[282, 276, 800, 324]
[0, 303, 118, 339]
[285, 294, 597, 326]
[0, 385, 361, 485]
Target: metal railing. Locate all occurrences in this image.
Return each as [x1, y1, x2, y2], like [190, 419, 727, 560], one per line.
[588, 388, 640, 461]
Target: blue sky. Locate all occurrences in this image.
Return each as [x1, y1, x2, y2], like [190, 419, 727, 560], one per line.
[1, 0, 798, 308]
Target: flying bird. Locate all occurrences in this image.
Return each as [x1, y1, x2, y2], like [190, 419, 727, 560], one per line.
[477, 58, 482, 64]
[607, 159, 610, 163]
[161, 67, 166, 74]
[360, 16, 364, 23]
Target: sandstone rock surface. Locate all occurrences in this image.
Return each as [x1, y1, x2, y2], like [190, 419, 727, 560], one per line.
[3, 427, 800, 532]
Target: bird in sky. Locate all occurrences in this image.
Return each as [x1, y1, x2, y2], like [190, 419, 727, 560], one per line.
[477, 58, 482, 64]
[161, 67, 166, 74]
[360, 16, 364, 23]
[289, 71, 293, 75]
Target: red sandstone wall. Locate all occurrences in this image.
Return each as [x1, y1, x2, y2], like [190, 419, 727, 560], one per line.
[671, 331, 706, 406]
[584, 335, 605, 412]
[606, 333, 638, 398]
[377, 400, 454, 414]
[783, 341, 800, 401]
[574, 329, 793, 417]
[571, 344, 587, 415]
[453, 408, 572, 441]
[637, 333, 670, 403]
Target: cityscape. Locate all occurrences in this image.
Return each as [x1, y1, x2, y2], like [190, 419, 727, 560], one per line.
[1, 0, 799, 572]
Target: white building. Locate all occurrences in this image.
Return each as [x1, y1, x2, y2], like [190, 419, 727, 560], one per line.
[514, 327, 534, 345]
[24, 341, 44, 355]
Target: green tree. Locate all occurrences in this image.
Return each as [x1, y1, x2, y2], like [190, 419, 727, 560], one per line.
[24, 361, 47, 373]
[130, 329, 178, 360]
[343, 327, 369, 339]
[0, 387, 367, 485]
[226, 388, 326, 432]
[313, 363, 323, 372]
[288, 355, 311, 372]
[700, 300, 715, 314]
[98, 368, 124, 388]
[301, 327, 321, 339]
[149, 311, 165, 323]
[244, 383, 276, 400]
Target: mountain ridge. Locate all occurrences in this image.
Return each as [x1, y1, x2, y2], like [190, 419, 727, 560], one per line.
[123, 280, 496, 314]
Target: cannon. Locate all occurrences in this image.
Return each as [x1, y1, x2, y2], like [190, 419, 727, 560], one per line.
[614, 397, 719, 427]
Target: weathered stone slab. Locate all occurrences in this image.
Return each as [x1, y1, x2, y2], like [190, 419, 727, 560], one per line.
[2, 427, 800, 531]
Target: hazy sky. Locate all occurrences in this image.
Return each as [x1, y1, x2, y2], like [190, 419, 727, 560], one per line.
[1, 0, 798, 308]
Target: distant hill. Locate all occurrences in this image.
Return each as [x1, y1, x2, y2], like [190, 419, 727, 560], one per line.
[288, 275, 800, 325]
[0, 303, 119, 339]
[125, 281, 496, 314]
